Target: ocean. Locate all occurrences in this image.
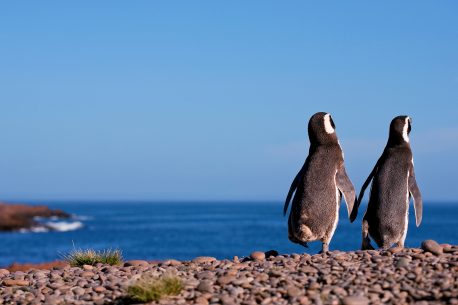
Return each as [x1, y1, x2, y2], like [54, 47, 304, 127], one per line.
[1, 201, 457, 267]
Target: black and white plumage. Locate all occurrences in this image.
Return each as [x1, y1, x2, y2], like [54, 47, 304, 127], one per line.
[284, 112, 356, 253]
[351, 115, 423, 250]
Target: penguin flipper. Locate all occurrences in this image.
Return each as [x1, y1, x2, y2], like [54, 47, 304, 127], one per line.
[336, 164, 356, 219]
[352, 157, 381, 222]
[283, 157, 308, 216]
[408, 163, 423, 227]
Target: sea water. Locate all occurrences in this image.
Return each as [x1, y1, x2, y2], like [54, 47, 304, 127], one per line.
[0, 201, 457, 267]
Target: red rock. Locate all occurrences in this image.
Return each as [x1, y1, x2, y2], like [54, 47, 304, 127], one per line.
[7, 261, 68, 272]
[94, 286, 106, 292]
[250, 251, 266, 261]
[2, 279, 30, 286]
[0, 202, 70, 231]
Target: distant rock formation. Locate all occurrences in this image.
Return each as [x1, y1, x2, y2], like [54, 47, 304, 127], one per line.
[6, 260, 69, 272]
[0, 202, 70, 231]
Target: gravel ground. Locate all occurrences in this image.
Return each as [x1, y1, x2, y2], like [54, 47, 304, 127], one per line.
[0, 240, 457, 305]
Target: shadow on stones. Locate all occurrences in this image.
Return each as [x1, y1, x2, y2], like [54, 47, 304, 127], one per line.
[103, 296, 137, 305]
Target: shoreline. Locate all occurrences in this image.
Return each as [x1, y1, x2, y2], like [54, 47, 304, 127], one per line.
[1, 241, 457, 304]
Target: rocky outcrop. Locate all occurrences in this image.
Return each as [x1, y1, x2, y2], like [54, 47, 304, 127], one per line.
[6, 261, 69, 272]
[0, 202, 70, 231]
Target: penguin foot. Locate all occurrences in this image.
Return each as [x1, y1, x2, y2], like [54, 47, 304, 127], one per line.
[361, 239, 374, 250]
[319, 243, 329, 254]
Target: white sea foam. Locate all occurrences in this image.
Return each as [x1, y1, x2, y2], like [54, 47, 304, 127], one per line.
[18, 221, 84, 233]
[46, 221, 84, 232]
[19, 226, 49, 233]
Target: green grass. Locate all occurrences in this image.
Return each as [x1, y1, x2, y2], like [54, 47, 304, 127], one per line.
[127, 273, 183, 303]
[62, 248, 123, 267]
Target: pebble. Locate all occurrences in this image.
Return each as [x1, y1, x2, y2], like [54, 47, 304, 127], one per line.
[82, 264, 94, 271]
[72, 287, 85, 296]
[0, 246, 455, 304]
[342, 295, 369, 305]
[195, 296, 209, 305]
[0, 269, 10, 277]
[287, 285, 302, 297]
[94, 286, 106, 292]
[81, 271, 95, 278]
[388, 247, 403, 254]
[250, 251, 266, 261]
[395, 257, 411, 268]
[124, 260, 149, 267]
[217, 275, 235, 285]
[197, 280, 214, 293]
[2, 279, 30, 286]
[421, 239, 443, 255]
[265, 250, 279, 258]
[192, 256, 217, 264]
[162, 259, 181, 266]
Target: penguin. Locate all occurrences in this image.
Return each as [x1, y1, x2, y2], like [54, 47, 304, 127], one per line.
[350, 115, 423, 250]
[283, 112, 356, 253]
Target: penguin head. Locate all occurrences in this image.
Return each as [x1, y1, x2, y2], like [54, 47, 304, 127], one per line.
[388, 115, 412, 145]
[308, 112, 338, 145]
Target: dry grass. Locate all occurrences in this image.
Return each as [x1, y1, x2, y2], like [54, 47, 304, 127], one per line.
[127, 273, 183, 302]
[62, 248, 123, 267]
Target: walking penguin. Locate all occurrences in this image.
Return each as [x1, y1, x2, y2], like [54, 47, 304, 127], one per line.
[350, 115, 423, 250]
[284, 112, 356, 253]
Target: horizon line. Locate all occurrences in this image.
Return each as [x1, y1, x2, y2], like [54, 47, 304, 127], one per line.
[1, 198, 457, 205]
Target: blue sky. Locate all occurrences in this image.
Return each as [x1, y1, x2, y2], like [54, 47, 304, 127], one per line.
[1, 1, 457, 201]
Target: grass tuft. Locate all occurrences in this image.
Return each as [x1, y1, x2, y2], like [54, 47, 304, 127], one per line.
[127, 273, 183, 302]
[62, 248, 123, 267]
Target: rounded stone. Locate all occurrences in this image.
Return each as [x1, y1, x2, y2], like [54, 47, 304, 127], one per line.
[421, 240, 443, 255]
[217, 275, 235, 286]
[395, 257, 411, 268]
[250, 251, 266, 261]
[388, 247, 403, 254]
[162, 259, 181, 266]
[197, 280, 214, 293]
[342, 296, 369, 305]
[287, 286, 302, 297]
[94, 286, 106, 293]
[192, 256, 217, 264]
[124, 260, 149, 267]
[265, 250, 279, 258]
[195, 297, 209, 305]
[81, 271, 95, 278]
[44, 295, 60, 305]
[73, 287, 85, 295]
[82, 264, 94, 270]
[0, 269, 10, 276]
[2, 279, 30, 286]
[220, 295, 236, 305]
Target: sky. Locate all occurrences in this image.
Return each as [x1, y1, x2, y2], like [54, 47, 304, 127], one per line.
[0, 1, 457, 201]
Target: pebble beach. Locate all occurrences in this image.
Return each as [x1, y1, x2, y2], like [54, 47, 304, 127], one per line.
[0, 240, 457, 305]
